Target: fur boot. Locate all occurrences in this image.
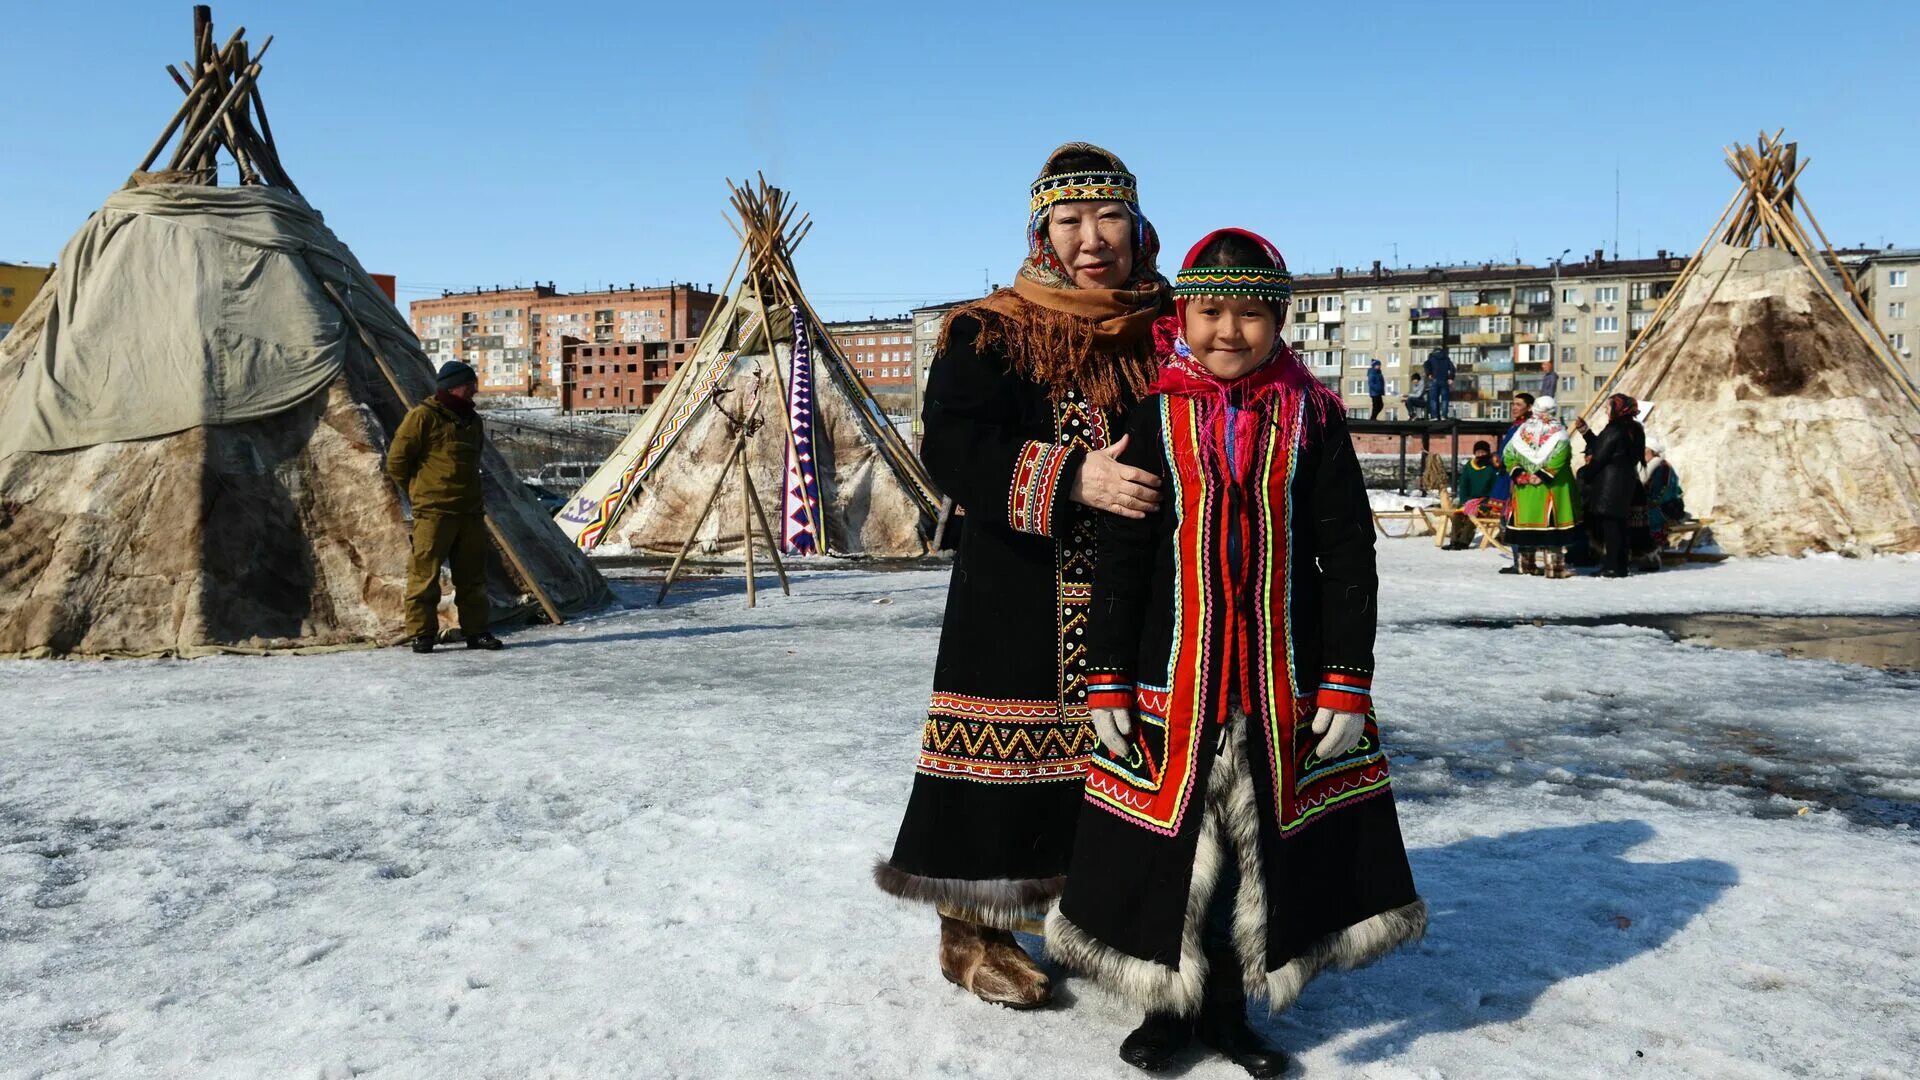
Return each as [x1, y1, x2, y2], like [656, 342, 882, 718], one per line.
[1518, 550, 1540, 575]
[1543, 548, 1572, 578]
[1197, 947, 1287, 1077]
[1118, 1010, 1193, 1073]
[938, 914, 1051, 1009]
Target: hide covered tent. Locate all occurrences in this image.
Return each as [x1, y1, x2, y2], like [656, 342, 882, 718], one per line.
[1585, 132, 1920, 556]
[556, 178, 941, 557]
[0, 8, 611, 659]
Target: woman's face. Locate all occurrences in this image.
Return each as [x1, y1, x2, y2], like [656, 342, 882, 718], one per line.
[1184, 295, 1279, 380]
[1046, 200, 1134, 289]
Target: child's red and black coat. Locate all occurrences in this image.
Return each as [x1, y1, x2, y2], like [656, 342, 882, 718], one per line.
[1061, 388, 1420, 978]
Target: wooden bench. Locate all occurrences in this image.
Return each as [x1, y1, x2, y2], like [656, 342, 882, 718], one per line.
[1371, 506, 1435, 539]
[1660, 517, 1714, 562]
[1420, 495, 1511, 554]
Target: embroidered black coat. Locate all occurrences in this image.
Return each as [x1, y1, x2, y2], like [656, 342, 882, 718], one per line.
[878, 314, 1131, 920]
[1056, 391, 1420, 989]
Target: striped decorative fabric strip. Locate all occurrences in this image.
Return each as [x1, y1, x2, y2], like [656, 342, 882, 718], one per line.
[1008, 440, 1070, 536]
[1172, 266, 1295, 301]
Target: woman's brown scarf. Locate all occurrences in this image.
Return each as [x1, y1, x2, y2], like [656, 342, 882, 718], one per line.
[940, 277, 1168, 410]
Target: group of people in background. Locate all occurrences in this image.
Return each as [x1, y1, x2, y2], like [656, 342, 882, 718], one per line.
[1443, 390, 1691, 578]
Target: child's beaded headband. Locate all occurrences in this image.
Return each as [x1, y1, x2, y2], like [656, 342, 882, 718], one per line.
[1171, 266, 1295, 302]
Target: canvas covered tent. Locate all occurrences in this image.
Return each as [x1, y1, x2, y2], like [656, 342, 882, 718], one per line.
[1585, 132, 1920, 557]
[557, 178, 941, 557]
[0, 9, 610, 658]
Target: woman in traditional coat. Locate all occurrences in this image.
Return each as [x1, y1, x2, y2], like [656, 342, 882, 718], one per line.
[1640, 433, 1688, 565]
[1573, 394, 1647, 578]
[875, 144, 1171, 1008]
[1502, 396, 1580, 577]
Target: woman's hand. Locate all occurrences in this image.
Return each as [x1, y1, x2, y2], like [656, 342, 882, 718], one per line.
[1571, 416, 1589, 434]
[1091, 706, 1134, 758]
[1311, 708, 1366, 759]
[1071, 435, 1162, 519]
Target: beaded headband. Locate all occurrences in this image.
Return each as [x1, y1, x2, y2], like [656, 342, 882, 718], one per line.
[1171, 266, 1295, 301]
[1029, 169, 1139, 215]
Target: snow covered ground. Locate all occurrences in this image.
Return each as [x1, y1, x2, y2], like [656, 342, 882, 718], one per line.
[2, 544, 1916, 1078]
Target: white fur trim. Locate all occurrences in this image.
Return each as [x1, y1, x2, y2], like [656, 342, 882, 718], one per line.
[1263, 898, 1429, 1013]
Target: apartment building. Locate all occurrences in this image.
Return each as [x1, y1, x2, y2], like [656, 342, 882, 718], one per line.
[0, 262, 53, 341]
[409, 282, 720, 397]
[1289, 251, 1685, 420]
[824, 316, 916, 390]
[1852, 247, 1920, 371]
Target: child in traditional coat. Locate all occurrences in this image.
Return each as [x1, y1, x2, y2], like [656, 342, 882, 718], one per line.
[1048, 229, 1424, 1077]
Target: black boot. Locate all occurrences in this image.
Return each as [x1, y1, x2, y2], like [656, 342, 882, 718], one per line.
[1196, 953, 1287, 1078]
[1118, 1010, 1192, 1073]
[465, 632, 504, 650]
[410, 634, 435, 654]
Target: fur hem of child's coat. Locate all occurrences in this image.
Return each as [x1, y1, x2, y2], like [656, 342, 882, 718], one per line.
[871, 860, 1063, 931]
[1042, 717, 1256, 1017]
[1262, 897, 1429, 1013]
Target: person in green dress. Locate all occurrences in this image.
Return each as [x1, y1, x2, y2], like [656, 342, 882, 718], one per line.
[1501, 396, 1580, 577]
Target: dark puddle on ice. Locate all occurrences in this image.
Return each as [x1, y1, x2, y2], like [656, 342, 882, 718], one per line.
[1409, 614, 1920, 831]
[1451, 612, 1920, 673]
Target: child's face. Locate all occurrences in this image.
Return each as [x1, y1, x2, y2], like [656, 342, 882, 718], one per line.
[1184, 296, 1279, 380]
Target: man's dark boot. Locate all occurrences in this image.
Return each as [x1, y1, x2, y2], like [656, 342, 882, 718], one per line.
[1118, 1010, 1192, 1073]
[410, 634, 435, 654]
[1196, 952, 1286, 1078]
[465, 632, 504, 651]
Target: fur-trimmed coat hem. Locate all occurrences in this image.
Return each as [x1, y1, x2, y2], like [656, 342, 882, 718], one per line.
[872, 860, 1062, 932]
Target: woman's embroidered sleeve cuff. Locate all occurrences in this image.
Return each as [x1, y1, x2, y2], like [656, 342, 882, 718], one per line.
[1086, 674, 1134, 712]
[1315, 669, 1373, 714]
[1007, 440, 1076, 537]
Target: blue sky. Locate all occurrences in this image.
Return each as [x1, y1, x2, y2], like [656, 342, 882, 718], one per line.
[4, 1, 1916, 320]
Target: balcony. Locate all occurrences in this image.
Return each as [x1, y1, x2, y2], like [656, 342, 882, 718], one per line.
[1409, 307, 1447, 319]
[1453, 303, 1510, 318]
[1512, 302, 1554, 316]
[1461, 332, 1514, 346]
[1317, 310, 1344, 323]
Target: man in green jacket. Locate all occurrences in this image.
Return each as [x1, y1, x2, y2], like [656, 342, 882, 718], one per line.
[384, 360, 504, 652]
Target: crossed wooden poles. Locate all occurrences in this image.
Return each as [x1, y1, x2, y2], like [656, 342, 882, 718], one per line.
[655, 378, 792, 608]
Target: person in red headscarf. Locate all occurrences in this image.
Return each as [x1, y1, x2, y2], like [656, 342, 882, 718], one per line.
[1046, 229, 1423, 1077]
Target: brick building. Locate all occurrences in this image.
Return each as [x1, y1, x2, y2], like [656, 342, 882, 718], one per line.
[825, 316, 916, 390]
[409, 282, 720, 398]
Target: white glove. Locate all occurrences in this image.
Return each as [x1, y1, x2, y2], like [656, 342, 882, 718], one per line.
[1311, 708, 1366, 760]
[1092, 707, 1134, 758]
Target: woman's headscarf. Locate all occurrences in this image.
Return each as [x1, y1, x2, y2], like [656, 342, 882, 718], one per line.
[1606, 392, 1639, 422]
[1511, 395, 1570, 470]
[940, 143, 1170, 409]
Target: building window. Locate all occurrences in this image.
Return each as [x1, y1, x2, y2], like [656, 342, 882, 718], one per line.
[1560, 346, 1578, 364]
[1891, 302, 1907, 319]
[1629, 281, 1653, 300]
[1595, 286, 1621, 303]
[1350, 297, 1372, 314]
[1386, 351, 1401, 367]
[1890, 270, 1908, 287]
[1418, 294, 1440, 308]
[1893, 332, 1908, 351]
[1349, 352, 1373, 367]
[1630, 312, 1652, 331]
[1350, 324, 1373, 342]
[1594, 316, 1619, 333]
[1521, 287, 1551, 304]
[1561, 318, 1579, 334]
[1385, 379, 1399, 394]
[1386, 296, 1402, 312]
[1561, 288, 1581, 304]
[1595, 346, 1620, 364]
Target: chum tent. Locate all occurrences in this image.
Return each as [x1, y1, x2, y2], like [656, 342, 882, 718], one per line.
[0, 8, 610, 658]
[556, 177, 941, 557]
[1584, 132, 1920, 556]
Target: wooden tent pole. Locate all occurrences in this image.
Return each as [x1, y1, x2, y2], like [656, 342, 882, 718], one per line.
[139, 76, 213, 172]
[656, 428, 749, 605]
[320, 279, 568, 626]
[740, 440, 757, 608]
[1748, 196, 1920, 411]
[1798, 194, 1914, 373]
[744, 466, 792, 596]
[1582, 182, 1745, 416]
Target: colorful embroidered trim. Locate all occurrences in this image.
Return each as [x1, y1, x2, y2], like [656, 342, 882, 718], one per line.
[1085, 675, 1133, 712]
[1315, 669, 1373, 715]
[1172, 266, 1295, 301]
[782, 306, 824, 555]
[915, 692, 1095, 784]
[1029, 169, 1138, 215]
[1009, 440, 1070, 536]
